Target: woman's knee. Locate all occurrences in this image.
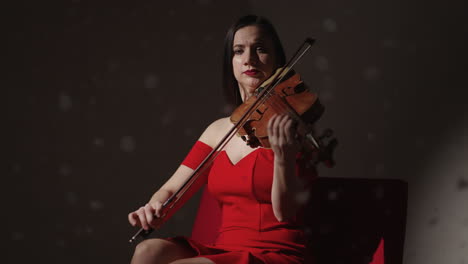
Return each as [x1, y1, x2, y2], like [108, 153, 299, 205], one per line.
[132, 239, 169, 262]
[170, 257, 215, 264]
[134, 238, 167, 256]
[132, 238, 194, 264]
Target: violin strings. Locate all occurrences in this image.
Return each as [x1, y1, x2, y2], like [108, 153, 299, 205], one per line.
[259, 86, 317, 149]
[255, 38, 314, 123]
[261, 90, 302, 123]
[264, 40, 314, 95]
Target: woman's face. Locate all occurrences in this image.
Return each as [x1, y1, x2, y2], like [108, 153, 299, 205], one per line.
[232, 25, 277, 100]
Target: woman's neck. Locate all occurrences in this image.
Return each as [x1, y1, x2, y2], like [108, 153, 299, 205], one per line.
[239, 86, 255, 102]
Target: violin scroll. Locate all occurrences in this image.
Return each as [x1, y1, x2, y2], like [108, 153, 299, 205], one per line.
[313, 129, 338, 168]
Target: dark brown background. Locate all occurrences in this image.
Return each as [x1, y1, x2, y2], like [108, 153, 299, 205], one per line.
[5, 0, 467, 263]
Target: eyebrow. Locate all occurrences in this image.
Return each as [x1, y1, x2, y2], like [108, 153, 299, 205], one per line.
[232, 40, 266, 47]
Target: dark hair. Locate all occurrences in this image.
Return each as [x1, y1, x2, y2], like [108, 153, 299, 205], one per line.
[222, 15, 286, 106]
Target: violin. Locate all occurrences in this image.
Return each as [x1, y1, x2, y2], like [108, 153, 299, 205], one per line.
[231, 39, 337, 167]
[129, 38, 337, 243]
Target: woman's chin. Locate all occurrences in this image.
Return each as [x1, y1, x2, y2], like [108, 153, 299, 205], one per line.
[245, 85, 259, 95]
[238, 78, 267, 96]
[249, 78, 266, 88]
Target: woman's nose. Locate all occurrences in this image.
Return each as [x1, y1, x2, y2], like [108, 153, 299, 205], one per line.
[244, 49, 258, 65]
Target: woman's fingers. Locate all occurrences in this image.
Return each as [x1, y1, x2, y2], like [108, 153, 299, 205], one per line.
[284, 118, 296, 144]
[144, 204, 155, 227]
[153, 201, 162, 218]
[268, 114, 301, 158]
[278, 115, 291, 145]
[268, 114, 279, 144]
[135, 206, 149, 230]
[128, 212, 139, 226]
[128, 201, 164, 230]
[269, 115, 294, 144]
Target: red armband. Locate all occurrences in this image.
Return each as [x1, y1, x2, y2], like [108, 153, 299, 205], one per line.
[181, 141, 213, 170]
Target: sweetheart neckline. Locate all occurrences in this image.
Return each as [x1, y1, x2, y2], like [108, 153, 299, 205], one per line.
[221, 149, 263, 166]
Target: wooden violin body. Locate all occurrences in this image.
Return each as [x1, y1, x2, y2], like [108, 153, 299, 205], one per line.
[230, 72, 324, 149]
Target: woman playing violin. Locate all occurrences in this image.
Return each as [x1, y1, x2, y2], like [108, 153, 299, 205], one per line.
[128, 15, 317, 264]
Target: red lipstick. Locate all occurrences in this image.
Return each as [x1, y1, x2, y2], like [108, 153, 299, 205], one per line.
[244, 69, 259, 76]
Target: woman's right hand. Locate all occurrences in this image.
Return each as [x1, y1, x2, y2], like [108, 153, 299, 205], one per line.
[128, 201, 164, 230]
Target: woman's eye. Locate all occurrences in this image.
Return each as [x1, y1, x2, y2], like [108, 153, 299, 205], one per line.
[256, 47, 267, 53]
[233, 49, 243, 55]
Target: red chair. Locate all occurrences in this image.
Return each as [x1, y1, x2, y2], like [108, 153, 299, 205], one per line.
[191, 178, 407, 264]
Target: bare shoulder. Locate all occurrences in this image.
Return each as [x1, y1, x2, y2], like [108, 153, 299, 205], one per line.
[198, 117, 232, 148]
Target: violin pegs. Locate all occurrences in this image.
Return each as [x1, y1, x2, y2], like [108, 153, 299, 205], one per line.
[246, 135, 260, 148]
[294, 83, 306, 93]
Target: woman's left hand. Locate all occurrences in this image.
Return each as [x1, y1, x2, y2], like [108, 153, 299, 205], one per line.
[267, 114, 301, 164]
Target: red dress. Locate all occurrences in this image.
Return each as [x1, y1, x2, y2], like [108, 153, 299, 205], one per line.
[168, 141, 316, 264]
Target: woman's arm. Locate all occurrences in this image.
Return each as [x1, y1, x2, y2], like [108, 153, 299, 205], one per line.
[128, 118, 227, 230]
[128, 162, 198, 230]
[268, 114, 306, 222]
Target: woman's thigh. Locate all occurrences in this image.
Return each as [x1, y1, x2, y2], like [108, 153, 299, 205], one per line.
[131, 238, 196, 264]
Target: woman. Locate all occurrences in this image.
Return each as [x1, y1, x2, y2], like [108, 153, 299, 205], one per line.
[128, 15, 316, 264]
